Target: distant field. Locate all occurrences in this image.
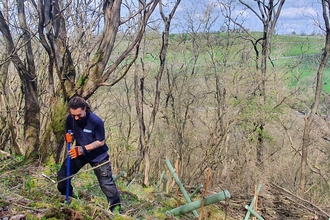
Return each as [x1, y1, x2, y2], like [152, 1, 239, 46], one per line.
[273, 35, 325, 56]
[271, 34, 330, 92]
[166, 32, 330, 92]
[221, 33, 330, 92]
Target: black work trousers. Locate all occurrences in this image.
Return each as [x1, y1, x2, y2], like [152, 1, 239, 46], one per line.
[57, 157, 121, 212]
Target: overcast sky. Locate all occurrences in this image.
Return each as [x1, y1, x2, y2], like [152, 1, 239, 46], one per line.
[170, 0, 323, 35]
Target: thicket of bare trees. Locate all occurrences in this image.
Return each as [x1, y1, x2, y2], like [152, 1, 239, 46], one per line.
[1, 0, 330, 215]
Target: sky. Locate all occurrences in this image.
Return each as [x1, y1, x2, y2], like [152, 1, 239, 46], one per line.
[169, 0, 323, 35]
[276, 0, 322, 35]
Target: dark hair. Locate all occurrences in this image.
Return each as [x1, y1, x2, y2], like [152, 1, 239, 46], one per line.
[68, 96, 91, 111]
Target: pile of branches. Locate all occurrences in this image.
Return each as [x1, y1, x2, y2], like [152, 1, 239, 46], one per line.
[227, 181, 330, 220]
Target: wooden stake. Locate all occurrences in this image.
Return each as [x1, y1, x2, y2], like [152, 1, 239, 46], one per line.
[175, 158, 180, 206]
[199, 168, 211, 220]
[253, 184, 259, 220]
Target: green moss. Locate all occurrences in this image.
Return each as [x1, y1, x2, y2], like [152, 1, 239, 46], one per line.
[77, 73, 89, 87]
[44, 156, 56, 167]
[161, 197, 177, 208]
[0, 199, 10, 207]
[50, 100, 67, 143]
[152, 207, 169, 219]
[69, 200, 85, 212]
[113, 215, 134, 220]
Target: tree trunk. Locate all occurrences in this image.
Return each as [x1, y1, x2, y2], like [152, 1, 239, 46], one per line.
[128, 0, 181, 186]
[0, 4, 40, 160]
[239, 0, 285, 168]
[299, 0, 330, 195]
[35, 0, 160, 163]
[0, 0, 20, 155]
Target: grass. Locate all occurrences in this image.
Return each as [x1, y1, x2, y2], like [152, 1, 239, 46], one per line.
[135, 31, 329, 95]
[0, 158, 234, 219]
[272, 35, 325, 56]
[166, 32, 329, 86]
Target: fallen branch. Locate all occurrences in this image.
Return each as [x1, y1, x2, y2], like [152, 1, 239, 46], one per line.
[271, 182, 330, 218]
[42, 172, 56, 183]
[0, 150, 18, 161]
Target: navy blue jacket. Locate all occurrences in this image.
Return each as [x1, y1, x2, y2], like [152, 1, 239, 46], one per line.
[66, 111, 109, 163]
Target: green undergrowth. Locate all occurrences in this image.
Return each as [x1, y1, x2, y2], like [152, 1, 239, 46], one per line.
[0, 159, 233, 220]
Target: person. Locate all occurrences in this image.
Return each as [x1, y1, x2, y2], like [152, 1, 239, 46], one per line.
[57, 96, 121, 213]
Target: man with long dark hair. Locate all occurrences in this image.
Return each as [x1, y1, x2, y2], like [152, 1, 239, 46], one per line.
[57, 96, 121, 213]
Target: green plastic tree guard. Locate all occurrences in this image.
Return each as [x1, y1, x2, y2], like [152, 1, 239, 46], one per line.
[156, 171, 166, 191]
[244, 205, 264, 220]
[244, 184, 262, 220]
[162, 172, 167, 192]
[167, 190, 231, 216]
[113, 171, 126, 182]
[165, 159, 199, 217]
[127, 172, 141, 188]
[190, 184, 204, 199]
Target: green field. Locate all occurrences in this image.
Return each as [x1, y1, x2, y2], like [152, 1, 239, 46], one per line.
[171, 32, 330, 92]
[144, 32, 329, 92]
[272, 35, 330, 92]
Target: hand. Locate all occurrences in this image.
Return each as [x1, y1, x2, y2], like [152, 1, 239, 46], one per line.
[68, 146, 84, 159]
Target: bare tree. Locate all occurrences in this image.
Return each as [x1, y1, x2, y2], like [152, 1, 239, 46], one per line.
[0, 0, 161, 161]
[236, 0, 285, 168]
[0, 0, 12, 153]
[0, 1, 40, 161]
[128, 0, 181, 186]
[299, 0, 330, 195]
[44, 0, 162, 162]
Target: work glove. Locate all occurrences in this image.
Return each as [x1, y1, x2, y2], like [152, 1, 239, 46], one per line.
[69, 146, 85, 159]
